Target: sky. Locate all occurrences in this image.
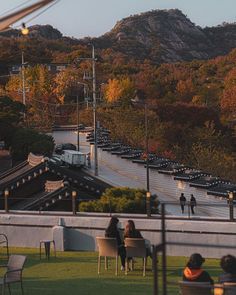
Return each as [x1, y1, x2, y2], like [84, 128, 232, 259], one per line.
[0, 0, 236, 39]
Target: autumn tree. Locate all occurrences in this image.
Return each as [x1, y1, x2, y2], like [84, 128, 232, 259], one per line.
[104, 77, 135, 104]
[220, 68, 236, 119]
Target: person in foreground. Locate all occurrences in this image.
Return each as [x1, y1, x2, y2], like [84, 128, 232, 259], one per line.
[219, 254, 236, 283]
[105, 216, 126, 270]
[183, 253, 214, 284]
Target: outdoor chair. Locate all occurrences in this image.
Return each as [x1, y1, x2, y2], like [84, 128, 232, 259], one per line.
[179, 281, 213, 295]
[96, 237, 119, 275]
[0, 234, 9, 259]
[0, 255, 27, 295]
[124, 238, 146, 276]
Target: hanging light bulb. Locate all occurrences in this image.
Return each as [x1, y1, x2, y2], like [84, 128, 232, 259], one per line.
[21, 23, 29, 35]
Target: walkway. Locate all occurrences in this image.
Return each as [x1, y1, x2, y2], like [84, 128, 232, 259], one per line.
[52, 130, 230, 218]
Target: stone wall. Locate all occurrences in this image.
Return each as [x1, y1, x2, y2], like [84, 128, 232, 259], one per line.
[0, 211, 235, 258]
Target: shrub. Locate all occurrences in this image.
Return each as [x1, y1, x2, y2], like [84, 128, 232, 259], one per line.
[79, 187, 146, 213]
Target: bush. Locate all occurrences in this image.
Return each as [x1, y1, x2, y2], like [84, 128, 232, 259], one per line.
[79, 187, 146, 213]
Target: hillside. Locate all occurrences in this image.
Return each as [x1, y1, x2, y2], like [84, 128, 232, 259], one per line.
[95, 9, 236, 63]
[1, 9, 236, 64]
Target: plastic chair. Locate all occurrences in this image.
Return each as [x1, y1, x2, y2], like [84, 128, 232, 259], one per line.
[96, 237, 118, 275]
[0, 234, 9, 259]
[179, 281, 213, 295]
[124, 238, 147, 276]
[0, 255, 27, 295]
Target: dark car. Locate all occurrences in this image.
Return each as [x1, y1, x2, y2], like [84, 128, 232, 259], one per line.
[55, 143, 76, 154]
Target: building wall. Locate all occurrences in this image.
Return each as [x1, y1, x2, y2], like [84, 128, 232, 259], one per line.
[0, 212, 235, 258]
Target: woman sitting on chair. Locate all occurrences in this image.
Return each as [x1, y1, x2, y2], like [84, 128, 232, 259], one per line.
[105, 216, 126, 270]
[219, 254, 236, 283]
[124, 220, 152, 258]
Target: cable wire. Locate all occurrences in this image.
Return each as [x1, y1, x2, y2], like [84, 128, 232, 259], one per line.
[0, 0, 33, 17]
[23, 0, 61, 25]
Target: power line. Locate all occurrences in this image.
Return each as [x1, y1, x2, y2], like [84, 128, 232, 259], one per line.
[0, 0, 33, 18]
[23, 0, 61, 25]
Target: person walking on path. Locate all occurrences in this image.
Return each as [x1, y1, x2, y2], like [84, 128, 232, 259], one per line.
[190, 194, 197, 215]
[179, 193, 186, 214]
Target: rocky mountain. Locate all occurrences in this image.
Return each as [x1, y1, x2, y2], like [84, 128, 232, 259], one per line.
[1, 9, 236, 64]
[94, 9, 236, 63]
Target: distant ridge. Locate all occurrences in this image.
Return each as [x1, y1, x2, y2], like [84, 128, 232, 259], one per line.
[1, 9, 236, 63]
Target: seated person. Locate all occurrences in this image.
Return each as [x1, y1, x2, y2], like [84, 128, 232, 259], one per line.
[124, 220, 152, 258]
[219, 254, 236, 283]
[183, 253, 214, 284]
[105, 216, 126, 270]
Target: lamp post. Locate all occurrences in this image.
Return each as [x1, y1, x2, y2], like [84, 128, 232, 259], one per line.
[131, 98, 151, 216]
[4, 189, 9, 213]
[72, 190, 77, 215]
[228, 191, 234, 222]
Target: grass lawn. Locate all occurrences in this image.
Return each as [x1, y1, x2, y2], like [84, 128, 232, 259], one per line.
[0, 248, 222, 295]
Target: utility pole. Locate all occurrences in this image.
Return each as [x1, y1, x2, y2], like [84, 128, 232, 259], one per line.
[76, 94, 80, 151]
[21, 51, 26, 118]
[92, 45, 98, 176]
[77, 45, 98, 176]
[145, 103, 151, 217]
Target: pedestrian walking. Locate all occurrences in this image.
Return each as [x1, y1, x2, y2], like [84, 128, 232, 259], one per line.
[179, 193, 186, 214]
[190, 194, 197, 214]
[86, 152, 91, 168]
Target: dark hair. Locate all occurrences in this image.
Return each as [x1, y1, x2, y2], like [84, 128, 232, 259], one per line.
[187, 253, 205, 269]
[220, 255, 236, 274]
[106, 216, 119, 235]
[124, 220, 136, 237]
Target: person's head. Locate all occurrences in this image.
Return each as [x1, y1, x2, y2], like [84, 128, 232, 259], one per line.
[181, 193, 184, 197]
[126, 220, 136, 231]
[191, 194, 194, 199]
[220, 255, 236, 274]
[107, 216, 119, 231]
[187, 253, 205, 269]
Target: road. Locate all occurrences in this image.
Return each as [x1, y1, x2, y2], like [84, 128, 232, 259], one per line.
[51, 130, 231, 218]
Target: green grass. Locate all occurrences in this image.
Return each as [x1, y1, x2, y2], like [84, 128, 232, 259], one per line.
[0, 248, 222, 295]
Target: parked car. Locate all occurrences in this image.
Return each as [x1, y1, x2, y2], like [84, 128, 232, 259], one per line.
[55, 143, 76, 154]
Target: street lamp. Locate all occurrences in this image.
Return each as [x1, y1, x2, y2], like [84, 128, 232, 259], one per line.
[20, 23, 29, 119]
[4, 189, 9, 213]
[72, 190, 77, 215]
[131, 98, 151, 216]
[228, 191, 234, 221]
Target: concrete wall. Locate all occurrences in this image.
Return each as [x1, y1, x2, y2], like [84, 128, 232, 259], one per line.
[0, 211, 236, 259]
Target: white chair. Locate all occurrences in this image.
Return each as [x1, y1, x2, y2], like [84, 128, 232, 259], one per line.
[0, 255, 27, 295]
[124, 238, 146, 276]
[96, 237, 119, 275]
